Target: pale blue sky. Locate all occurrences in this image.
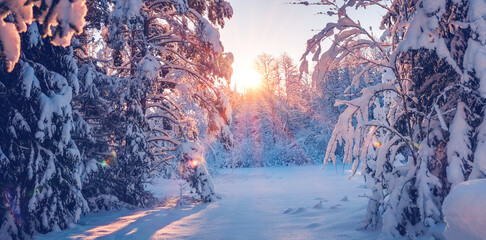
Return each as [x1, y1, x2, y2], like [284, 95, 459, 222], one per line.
[219, 0, 384, 91]
[219, 0, 326, 90]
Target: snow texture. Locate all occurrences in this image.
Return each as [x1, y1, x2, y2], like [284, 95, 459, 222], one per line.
[191, 10, 224, 54]
[0, 18, 20, 72]
[0, 0, 87, 71]
[178, 142, 216, 202]
[471, 109, 486, 179]
[139, 54, 161, 80]
[36, 165, 381, 240]
[21, 59, 40, 99]
[443, 179, 486, 240]
[446, 102, 471, 188]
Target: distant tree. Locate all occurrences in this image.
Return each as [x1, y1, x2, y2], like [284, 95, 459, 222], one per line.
[278, 53, 310, 130]
[227, 89, 311, 167]
[220, 52, 315, 167]
[254, 52, 310, 129]
[255, 53, 281, 95]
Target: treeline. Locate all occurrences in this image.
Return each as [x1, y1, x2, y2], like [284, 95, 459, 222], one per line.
[207, 52, 376, 168]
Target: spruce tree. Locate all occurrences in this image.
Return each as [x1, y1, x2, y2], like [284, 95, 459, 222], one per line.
[299, 0, 486, 237]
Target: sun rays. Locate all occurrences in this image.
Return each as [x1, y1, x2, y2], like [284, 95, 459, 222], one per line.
[232, 67, 262, 93]
[68, 197, 205, 240]
[232, 90, 312, 167]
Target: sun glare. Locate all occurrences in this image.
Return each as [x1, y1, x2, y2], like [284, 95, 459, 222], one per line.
[233, 67, 261, 92]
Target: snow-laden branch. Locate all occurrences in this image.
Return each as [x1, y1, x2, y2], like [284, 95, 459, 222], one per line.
[0, 0, 87, 72]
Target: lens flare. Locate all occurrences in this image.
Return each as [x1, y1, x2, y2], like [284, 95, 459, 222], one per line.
[373, 141, 382, 148]
[188, 159, 199, 168]
[101, 150, 117, 167]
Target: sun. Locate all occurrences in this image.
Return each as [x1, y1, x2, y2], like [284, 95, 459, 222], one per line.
[232, 67, 261, 92]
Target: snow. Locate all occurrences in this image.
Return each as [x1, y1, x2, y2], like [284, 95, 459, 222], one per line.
[35, 165, 381, 240]
[422, 0, 445, 15]
[469, 0, 486, 45]
[12, 111, 31, 133]
[27, 22, 41, 47]
[465, 39, 486, 98]
[112, 0, 142, 29]
[201, 22, 224, 54]
[21, 62, 40, 99]
[0, 0, 87, 71]
[139, 54, 161, 80]
[434, 104, 448, 131]
[0, 0, 34, 70]
[36, 89, 73, 142]
[0, 20, 21, 72]
[177, 141, 216, 202]
[446, 102, 471, 188]
[443, 179, 486, 240]
[122, 0, 142, 21]
[48, 0, 88, 46]
[191, 9, 224, 54]
[471, 110, 486, 179]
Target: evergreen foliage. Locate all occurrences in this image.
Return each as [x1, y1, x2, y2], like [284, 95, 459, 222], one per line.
[300, 0, 486, 237]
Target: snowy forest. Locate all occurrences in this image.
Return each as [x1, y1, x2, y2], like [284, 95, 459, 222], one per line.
[1, 0, 486, 239]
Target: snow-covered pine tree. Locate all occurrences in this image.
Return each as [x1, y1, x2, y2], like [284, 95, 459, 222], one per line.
[299, 0, 486, 237]
[138, 0, 234, 201]
[72, 0, 158, 209]
[0, 26, 88, 240]
[0, 2, 88, 239]
[177, 141, 216, 202]
[75, 0, 234, 204]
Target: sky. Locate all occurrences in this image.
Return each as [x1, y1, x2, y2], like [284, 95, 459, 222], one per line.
[219, 0, 326, 91]
[219, 0, 385, 92]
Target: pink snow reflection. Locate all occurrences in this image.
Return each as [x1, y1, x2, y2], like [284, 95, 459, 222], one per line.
[69, 198, 180, 240]
[150, 208, 204, 239]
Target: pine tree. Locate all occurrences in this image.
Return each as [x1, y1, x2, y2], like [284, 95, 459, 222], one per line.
[0, 26, 88, 240]
[299, 0, 486, 237]
[75, 0, 234, 204]
[0, 2, 88, 239]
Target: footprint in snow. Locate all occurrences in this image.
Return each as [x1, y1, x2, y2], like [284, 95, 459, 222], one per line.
[313, 201, 323, 209]
[291, 207, 306, 214]
[283, 208, 293, 214]
[330, 204, 342, 209]
[306, 223, 322, 229]
[340, 196, 349, 202]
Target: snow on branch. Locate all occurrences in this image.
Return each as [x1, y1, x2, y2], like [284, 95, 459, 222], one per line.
[0, 0, 87, 72]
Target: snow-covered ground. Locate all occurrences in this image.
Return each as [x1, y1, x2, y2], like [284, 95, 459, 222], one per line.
[36, 165, 381, 240]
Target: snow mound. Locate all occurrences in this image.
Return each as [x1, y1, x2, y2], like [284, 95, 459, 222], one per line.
[330, 204, 341, 209]
[306, 223, 322, 229]
[283, 208, 293, 214]
[313, 201, 323, 209]
[291, 207, 306, 214]
[443, 179, 486, 240]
